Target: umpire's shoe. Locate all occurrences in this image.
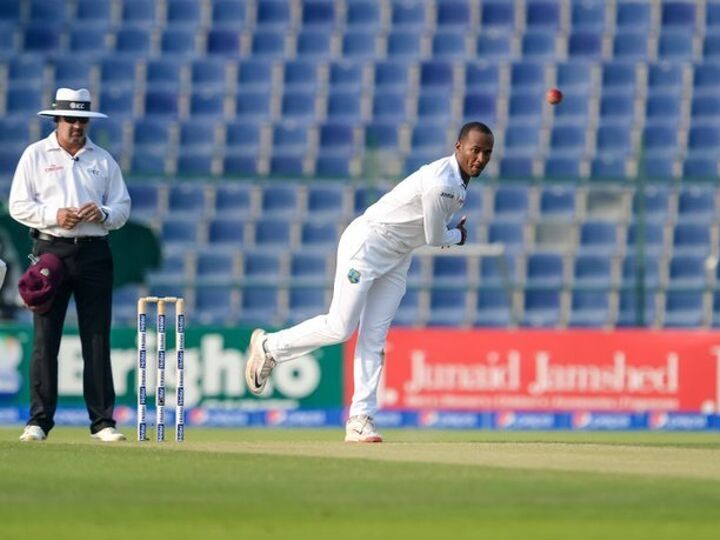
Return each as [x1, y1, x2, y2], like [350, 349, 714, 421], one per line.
[245, 329, 276, 395]
[19, 425, 46, 442]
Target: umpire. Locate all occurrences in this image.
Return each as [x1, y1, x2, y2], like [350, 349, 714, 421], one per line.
[9, 88, 131, 442]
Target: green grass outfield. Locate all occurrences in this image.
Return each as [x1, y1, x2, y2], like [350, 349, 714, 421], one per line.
[1, 427, 719, 540]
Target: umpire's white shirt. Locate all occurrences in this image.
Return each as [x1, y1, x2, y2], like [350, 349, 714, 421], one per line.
[362, 154, 466, 250]
[9, 131, 131, 236]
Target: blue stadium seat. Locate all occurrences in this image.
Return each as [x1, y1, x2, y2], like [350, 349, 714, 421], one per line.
[281, 91, 317, 120]
[144, 89, 179, 117]
[571, 0, 607, 29]
[242, 251, 281, 284]
[617, 289, 656, 327]
[300, 221, 339, 249]
[508, 91, 544, 120]
[479, 253, 517, 289]
[703, 34, 720, 59]
[223, 155, 259, 177]
[131, 151, 166, 175]
[290, 252, 329, 285]
[463, 92, 497, 125]
[456, 62, 491, 93]
[296, 29, 332, 58]
[254, 219, 292, 248]
[195, 286, 235, 325]
[162, 217, 199, 247]
[568, 290, 611, 327]
[271, 123, 310, 153]
[590, 156, 627, 179]
[632, 186, 670, 223]
[189, 89, 225, 117]
[126, 183, 159, 220]
[658, 31, 695, 61]
[481, 1, 515, 29]
[474, 288, 512, 327]
[511, 61, 546, 90]
[7, 56, 44, 84]
[522, 289, 561, 328]
[287, 286, 328, 324]
[416, 93, 452, 120]
[306, 184, 346, 219]
[283, 60, 319, 90]
[166, 0, 201, 27]
[521, 32, 556, 59]
[224, 121, 261, 153]
[544, 158, 582, 179]
[503, 124, 540, 155]
[599, 94, 635, 125]
[121, 0, 157, 27]
[238, 286, 279, 326]
[113, 285, 146, 324]
[648, 62, 684, 92]
[556, 61, 594, 92]
[493, 186, 530, 221]
[428, 289, 468, 327]
[437, 0, 471, 29]
[596, 125, 632, 157]
[251, 30, 287, 58]
[621, 254, 661, 290]
[5, 85, 42, 116]
[29, 0, 67, 23]
[100, 57, 138, 90]
[374, 60, 410, 91]
[673, 223, 712, 256]
[573, 255, 612, 288]
[525, 253, 564, 288]
[663, 290, 705, 328]
[390, 0, 427, 27]
[682, 157, 717, 179]
[486, 222, 524, 255]
[145, 58, 183, 91]
[261, 184, 300, 217]
[51, 55, 92, 89]
[270, 154, 305, 177]
[214, 183, 252, 216]
[568, 32, 603, 58]
[677, 186, 716, 222]
[539, 186, 576, 219]
[23, 25, 60, 52]
[372, 90, 407, 122]
[365, 123, 400, 150]
[432, 257, 469, 287]
[661, 1, 696, 29]
[256, 0, 291, 27]
[645, 95, 682, 126]
[329, 61, 363, 89]
[235, 91, 271, 119]
[579, 220, 618, 256]
[549, 125, 587, 156]
[668, 255, 709, 288]
[420, 61, 454, 90]
[114, 27, 151, 56]
[688, 126, 720, 155]
[342, 30, 378, 58]
[601, 61, 637, 95]
[168, 183, 207, 216]
[176, 144, 211, 174]
[616, 1, 651, 29]
[211, 0, 247, 28]
[386, 30, 422, 58]
[691, 95, 720, 125]
[302, 0, 336, 27]
[346, 0, 380, 28]
[208, 218, 246, 246]
[326, 90, 362, 122]
[432, 31, 468, 59]
[499, 157, 534, 178]
[90, 119, 124, 156]
[237, 59, 273, 89]
[319, 123, 355, 153]
[195, 248, 237, 286]
[475, 30, 513, 60]
[613, 32, 649, 60]
[191, 58, 227, 92]
[206, 29, 241, 56]
[160, 28, 197, 56]
[525, 0, 560, 29]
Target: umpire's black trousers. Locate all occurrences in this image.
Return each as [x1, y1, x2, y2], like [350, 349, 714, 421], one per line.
[28, 236, 117, 435]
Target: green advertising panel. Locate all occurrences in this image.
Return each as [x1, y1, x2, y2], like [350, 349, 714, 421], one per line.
[0, 325, 343, 410]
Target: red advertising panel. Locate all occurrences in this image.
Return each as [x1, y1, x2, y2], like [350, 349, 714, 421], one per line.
[344, 330, 720, 412]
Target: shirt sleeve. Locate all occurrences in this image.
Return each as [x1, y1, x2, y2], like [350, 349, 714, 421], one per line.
[100, 158, 131, 230]
[421, 184, 462, 247]
[8, 147, 59, 229]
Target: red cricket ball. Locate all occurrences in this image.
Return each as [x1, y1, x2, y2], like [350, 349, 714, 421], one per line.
[547, 88, 563, 105]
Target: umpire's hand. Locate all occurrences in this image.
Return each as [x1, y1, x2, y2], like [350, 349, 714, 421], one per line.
[455, 215, 468, 245]
[57, 207, 81, 229]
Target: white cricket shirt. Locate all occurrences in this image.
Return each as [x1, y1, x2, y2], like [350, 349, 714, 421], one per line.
[9, 131, 131, 237]
[362, 155, 467, 251]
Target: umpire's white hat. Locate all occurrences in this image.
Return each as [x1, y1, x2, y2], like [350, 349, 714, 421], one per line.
[37, 87, 108, 119]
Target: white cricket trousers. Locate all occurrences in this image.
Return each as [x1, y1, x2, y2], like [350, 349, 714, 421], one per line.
[265, 216, 411, 417]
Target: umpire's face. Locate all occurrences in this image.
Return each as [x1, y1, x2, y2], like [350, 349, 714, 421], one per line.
[56, 115, 89, 148]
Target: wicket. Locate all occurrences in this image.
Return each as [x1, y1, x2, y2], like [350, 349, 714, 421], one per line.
[137, 296, 185, 442]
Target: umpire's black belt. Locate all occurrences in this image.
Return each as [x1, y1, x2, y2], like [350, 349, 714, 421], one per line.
[34, 231, 107, 244]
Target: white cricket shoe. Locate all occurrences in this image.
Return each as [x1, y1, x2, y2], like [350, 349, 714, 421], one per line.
[245, 328, 276, 395]
[91, 427, 127, 442]
[19, 425, 46, 442]
[345, 415, 383, 443]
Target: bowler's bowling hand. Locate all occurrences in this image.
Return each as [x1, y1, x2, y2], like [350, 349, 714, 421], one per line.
[57, 208, 81, 229]
[455, 215, 468, 246]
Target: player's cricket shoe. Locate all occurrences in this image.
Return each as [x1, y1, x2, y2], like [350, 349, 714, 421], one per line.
[91, 427, 127, 442]
[345, 415, 383, 443]
[245, 328, 276, 395]
[19, 425, 46, 442]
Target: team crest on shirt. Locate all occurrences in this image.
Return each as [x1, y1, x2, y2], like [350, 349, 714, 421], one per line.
[347, 268, 361, 284]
